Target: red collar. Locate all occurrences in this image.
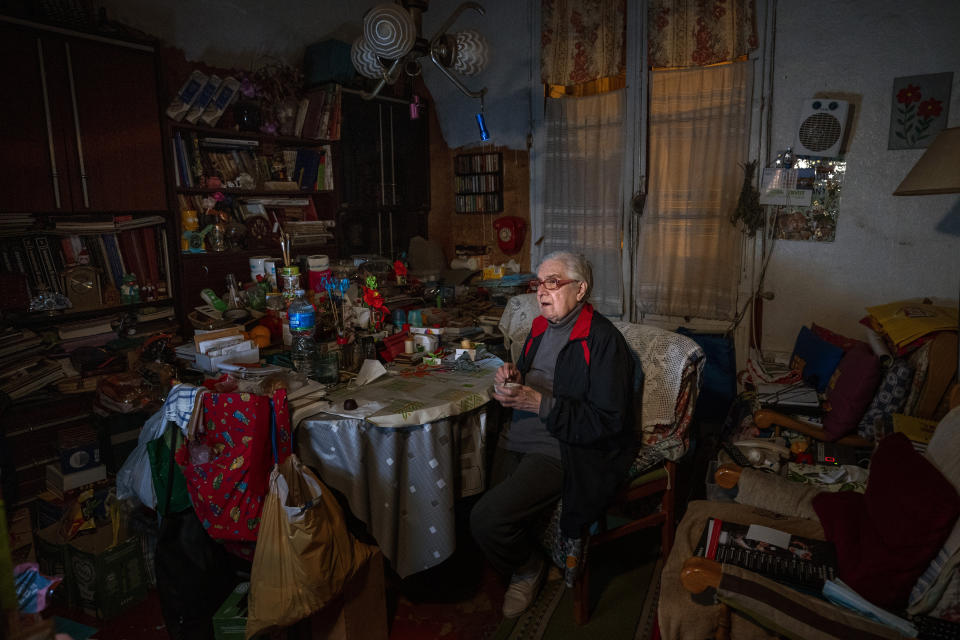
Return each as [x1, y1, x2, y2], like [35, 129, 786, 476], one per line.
[531, 303, 594, 340]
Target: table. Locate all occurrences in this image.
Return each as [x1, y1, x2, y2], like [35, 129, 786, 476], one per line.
[290, 357, 501, 577]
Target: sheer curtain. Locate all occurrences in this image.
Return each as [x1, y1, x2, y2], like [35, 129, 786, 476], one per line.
[540, 90, 626, 316]
[633, 61, 752, 320]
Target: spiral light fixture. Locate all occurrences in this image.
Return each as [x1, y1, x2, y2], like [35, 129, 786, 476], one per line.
[350, 0, 489, 101]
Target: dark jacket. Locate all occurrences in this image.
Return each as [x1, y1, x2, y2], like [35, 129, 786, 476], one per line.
[516, 304, 638, 536]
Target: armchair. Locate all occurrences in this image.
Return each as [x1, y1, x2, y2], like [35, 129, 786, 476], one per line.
[660, 401, 960, 640]
[499, 294, 705, 624]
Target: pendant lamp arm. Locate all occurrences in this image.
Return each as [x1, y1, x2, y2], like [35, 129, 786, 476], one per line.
[361, 58, 404, 100]
[429, 1, 485, 50]
[428, 50, 487, 99]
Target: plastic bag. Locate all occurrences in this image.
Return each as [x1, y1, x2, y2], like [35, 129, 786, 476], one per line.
[245, 455, 373, 639]
[14, 563, 61, 613]
[116, 408, 169, 507]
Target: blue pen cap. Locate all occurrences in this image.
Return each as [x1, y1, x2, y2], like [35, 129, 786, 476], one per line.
[476, 113, 489, 141]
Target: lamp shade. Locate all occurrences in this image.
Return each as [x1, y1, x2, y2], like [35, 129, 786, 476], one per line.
[893, 127, 960, 195]
[351, 36, 385, 79]
[363, 3, 417, 60]
[452, 30, 489, 76]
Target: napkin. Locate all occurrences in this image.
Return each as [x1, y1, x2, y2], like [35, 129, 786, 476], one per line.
[354, 359, 387, 386]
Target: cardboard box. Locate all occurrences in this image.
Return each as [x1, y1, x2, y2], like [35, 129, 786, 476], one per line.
[67, 524, 148, 619]
[195, 344, 260, 373]
[300, 550, 387, 640]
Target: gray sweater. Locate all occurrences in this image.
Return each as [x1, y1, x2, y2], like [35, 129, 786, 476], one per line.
[498, 302, 584, 459]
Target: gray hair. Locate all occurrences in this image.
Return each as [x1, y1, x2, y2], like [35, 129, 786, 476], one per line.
[539, 251, 593, 300]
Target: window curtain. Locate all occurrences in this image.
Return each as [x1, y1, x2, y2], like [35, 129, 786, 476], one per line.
[541, 0, 626, 87]
[633, 61, 752, 320]
[540, 90, 626, 316]
[648, 0, 758, 68]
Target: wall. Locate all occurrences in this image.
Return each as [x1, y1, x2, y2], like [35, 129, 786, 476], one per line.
[99, 0, 534, 150]
[427, 97, 532, 270]
[762, 0, 960, 352]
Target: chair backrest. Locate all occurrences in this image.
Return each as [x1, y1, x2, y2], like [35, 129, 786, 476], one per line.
[498, 294, 705, 461]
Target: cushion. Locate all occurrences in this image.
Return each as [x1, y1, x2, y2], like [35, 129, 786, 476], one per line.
[813, 432, 960, 609]
[790, 326, 845, 393]
[821, 343, 882, 441]
[909, 406, 960, 613]
[857, 359, 915, 441]
[812, 323, 869, 353]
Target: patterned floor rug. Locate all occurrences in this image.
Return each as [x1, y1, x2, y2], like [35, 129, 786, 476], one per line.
[634, 558, 664, 640]
[492, 531, 662, 640]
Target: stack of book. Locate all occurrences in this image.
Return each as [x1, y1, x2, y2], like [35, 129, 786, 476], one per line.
[293, 84, 342, 140]
[1, 357, 67, 400]
[0, 328, 65, 399]
[696, 517, 837, 595]
[1, 216, 172, 301]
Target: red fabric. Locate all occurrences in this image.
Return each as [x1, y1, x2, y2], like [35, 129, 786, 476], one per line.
[176, 389, 292, 541]
[821, 343, 881, 441]
[813, 433, 960, 608]
[812, 323, 868, 353]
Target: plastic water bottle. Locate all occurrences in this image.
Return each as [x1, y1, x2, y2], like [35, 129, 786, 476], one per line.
[288, 289, 318, 378]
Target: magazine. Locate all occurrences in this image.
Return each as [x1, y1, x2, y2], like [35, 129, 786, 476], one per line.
[695, 518, 837, 595]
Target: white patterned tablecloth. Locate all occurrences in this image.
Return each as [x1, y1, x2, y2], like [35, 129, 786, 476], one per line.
[294, 358, 500, 577]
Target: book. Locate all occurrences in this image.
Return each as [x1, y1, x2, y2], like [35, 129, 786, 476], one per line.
[695, 517, 837, 595]
[892, 413, 938, 447]
[21, 236, 45, 293]
[58, 317, 116, 340]
[34, 235, 63, 294]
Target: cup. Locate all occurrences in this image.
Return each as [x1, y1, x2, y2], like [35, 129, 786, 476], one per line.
[314, 352, 339, 384]
[249, 255, 271, 284]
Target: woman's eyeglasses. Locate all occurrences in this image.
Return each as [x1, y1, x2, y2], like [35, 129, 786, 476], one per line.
[528, 278, 578, 291]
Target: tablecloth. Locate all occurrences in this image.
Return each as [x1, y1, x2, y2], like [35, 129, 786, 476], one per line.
[294, 357, 501, 576]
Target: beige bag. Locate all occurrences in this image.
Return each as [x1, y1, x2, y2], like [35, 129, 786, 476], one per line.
[245, 454, 373, 639]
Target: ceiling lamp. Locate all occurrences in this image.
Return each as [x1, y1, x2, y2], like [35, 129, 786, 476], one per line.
[351, 1, 489, 100]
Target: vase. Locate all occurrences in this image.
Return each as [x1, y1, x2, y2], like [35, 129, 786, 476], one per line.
[234, 100, 262, 132]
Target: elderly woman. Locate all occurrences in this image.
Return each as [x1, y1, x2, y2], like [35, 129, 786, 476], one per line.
[470, 251, 637, 618]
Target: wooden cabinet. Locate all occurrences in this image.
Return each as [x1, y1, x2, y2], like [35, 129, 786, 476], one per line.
[340, 92, 429, 210]
[0, 20, 167, 214]
[338, 91, 429, 259]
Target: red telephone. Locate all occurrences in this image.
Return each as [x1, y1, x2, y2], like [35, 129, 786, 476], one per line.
[493, 216, 526, 255]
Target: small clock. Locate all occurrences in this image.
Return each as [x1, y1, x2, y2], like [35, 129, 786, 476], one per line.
[244, 215, 272, 248]
[63, 265, 102, 311]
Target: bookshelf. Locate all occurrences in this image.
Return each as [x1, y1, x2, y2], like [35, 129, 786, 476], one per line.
[166, 115, 341, 320]
[0, 18, 179, 510]
[454, 152, 503, 214]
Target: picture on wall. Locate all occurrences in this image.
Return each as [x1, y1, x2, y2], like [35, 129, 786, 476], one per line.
[888, 72, 952, 149]
[773, 159, 846, 242]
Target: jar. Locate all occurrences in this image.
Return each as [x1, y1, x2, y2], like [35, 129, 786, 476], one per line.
[278, 265, 301, 306]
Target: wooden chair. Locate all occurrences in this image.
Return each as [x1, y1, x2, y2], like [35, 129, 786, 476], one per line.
[754, 408, 873, 448]
[499, 297, 706, 625]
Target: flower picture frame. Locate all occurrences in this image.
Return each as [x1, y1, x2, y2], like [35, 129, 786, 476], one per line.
[888, 72, 952, 149]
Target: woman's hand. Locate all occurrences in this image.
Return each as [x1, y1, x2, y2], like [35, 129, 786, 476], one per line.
[494, 362, 520, 386]
[493, 384, 542, 413]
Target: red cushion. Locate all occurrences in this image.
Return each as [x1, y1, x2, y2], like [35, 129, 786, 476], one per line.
[821, 343, 881, 441]
[813, 433, 960, 609]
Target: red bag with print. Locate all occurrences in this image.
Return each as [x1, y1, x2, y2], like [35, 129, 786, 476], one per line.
[176, 389, 292, 541]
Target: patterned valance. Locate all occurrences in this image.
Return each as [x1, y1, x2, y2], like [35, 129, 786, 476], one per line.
[541, 0, 626, 87]
[648, 0, 758, 68]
